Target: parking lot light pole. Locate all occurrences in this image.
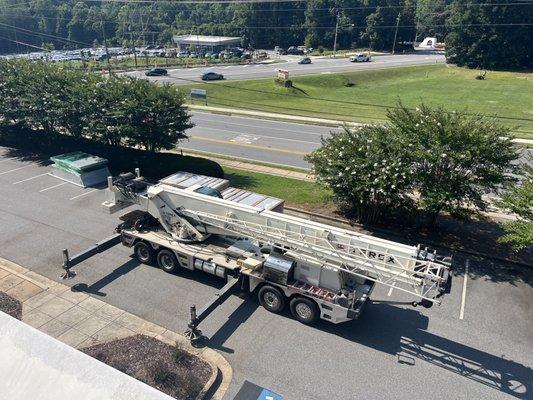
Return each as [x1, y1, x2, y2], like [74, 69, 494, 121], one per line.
[392, 12, 401, 55]
[333, 13, 340, 58]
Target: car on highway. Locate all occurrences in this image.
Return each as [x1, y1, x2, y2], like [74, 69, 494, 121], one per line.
[201, 71, 224, 81]
[298, 57, 312, 64]
[350, 53, 371, 62]
[144, 68, 168, 76]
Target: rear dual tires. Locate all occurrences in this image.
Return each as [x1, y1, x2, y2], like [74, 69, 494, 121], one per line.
[133, 242, 179, 273]
[257, 285, 319, 325]
[290, 297, 319, 325]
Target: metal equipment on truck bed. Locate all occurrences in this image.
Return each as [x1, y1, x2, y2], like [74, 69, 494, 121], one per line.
[62, 170, 451, 341]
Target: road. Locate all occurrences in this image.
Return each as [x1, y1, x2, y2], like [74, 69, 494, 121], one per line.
[185, 111, 334, 168]
[0, 148, 531, 400]
[126, 53, 444, 84]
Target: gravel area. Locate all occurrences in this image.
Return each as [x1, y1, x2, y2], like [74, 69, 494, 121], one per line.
[82, 334, 212, 400]
[0, 291, 22, 319]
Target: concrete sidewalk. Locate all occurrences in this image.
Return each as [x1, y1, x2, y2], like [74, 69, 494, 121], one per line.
[188, 104, 533, 146]
[0, 257, 232, 400]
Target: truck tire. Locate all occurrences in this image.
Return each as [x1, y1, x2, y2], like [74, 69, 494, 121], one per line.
[258, 285, 285, 313]
[134, 241, 154, 264]
[157, 249, 179, 273]
[290, 297, 319, 325]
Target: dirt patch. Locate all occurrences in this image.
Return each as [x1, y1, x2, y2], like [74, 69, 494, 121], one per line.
[82, 334, 211, 400]
[0, 291, 22, 319]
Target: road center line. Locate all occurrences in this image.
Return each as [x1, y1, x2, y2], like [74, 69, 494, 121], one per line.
[0, 165, 32, 176]
[459, 259, 469, 320]
[12, 172, 49, 185]
[70, 188, 98, 200]
[39, 181, 67, 192]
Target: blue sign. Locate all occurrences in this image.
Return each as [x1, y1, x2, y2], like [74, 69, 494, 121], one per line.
[257, 388, 284, 400]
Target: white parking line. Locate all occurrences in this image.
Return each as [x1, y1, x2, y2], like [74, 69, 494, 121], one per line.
[39, 182, 67, 192]
[0, 165, 32, 176]
[12, 172, 49, 185]
[70, 188, 98, 200]
[459, 259, 469, 320]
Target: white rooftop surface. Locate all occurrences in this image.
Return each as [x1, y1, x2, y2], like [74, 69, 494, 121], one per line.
[173, 34, 241, 45]
[0, 312, 173, 400]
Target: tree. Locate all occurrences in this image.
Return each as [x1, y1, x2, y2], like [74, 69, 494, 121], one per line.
[117, 78, 193, 152]
[496, 157, 533, 251]
[305, 124, 414, 223]
[445, 0, 533, 70]
[389, 104, 519, 225]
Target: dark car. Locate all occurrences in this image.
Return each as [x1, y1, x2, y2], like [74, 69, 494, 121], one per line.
[145, 68, 168, 76]
[298, 57, 312, 64]
[201, 71, 224, 81]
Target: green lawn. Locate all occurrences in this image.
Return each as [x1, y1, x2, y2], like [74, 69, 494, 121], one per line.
[181, 64, 533, 138]
[223, 167, 331, 207]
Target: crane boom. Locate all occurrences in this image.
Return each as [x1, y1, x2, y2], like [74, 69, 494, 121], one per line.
[104, 172, 451, 304]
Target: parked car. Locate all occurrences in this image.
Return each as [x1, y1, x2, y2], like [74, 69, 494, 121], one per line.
[350, 53, 371, 62]
[288, 46, 304, 55]
[177, 51, 189, 58]
[298, 57, 312, 64]
[145, 68, 168, 76]
[189, 52, 198, 58]
[201, 71, 224, 81]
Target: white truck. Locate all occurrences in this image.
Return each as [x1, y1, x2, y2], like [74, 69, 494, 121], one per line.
[62, 170, 452, 341]
[350, 53, 371, 62]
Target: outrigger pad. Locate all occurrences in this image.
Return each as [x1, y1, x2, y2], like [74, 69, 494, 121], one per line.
[49, 152, 110, 188]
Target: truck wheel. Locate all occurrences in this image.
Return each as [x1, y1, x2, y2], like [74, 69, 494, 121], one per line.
[258, 285, 285, 313]
[134, 241, 154, 264]
[157, 249, 179, 273]
[290, 297, 319, 325]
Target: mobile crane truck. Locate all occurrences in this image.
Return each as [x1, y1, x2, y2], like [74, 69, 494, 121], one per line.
[61, 170, 452, 342]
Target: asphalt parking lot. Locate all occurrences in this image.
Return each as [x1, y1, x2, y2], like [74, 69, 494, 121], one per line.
[0, 147, 532, 400]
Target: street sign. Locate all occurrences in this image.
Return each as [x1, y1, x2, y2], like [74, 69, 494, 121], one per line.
[190, 88, 207, 100]
[234, 381, 283, 400]
[276, 69, 289, 80]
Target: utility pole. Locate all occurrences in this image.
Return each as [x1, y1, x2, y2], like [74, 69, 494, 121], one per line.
[392, 12, 401, 55]
[101, 19, 112, 74]
[333, 12, 340, 58]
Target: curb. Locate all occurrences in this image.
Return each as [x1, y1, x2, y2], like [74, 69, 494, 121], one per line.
[0, 257, 233, 400]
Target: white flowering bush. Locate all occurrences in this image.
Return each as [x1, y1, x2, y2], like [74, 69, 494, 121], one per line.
[307, 104, 519, 226]
[305, 124, 414, 223]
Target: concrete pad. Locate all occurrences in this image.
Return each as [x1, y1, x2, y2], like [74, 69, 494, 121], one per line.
[57, 289, 89, 305]
[23, 292, 56, 309]
[47, 284, 70, 295]
[0, 274, 23, 291]
[37, 297, 76, 318]
[114, 312, 146, 333]
[77, 296, 106, 313]
[0, 268, 11, 280]
[55, 306, 92, 327]
[73, 315, 111, 337]
[57, 328, 90, 348]
[93, 303, 125, 322]
[22, 309, 53, 329]
[39, 319, 71, 338]
[6, 280, 43, 302]
[0, 259, 27, 274]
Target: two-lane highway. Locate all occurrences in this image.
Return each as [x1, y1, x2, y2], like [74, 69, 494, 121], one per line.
[184, 111, 335, 168]
[127, 52, 444, 84]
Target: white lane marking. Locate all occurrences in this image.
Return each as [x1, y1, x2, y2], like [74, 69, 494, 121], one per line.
[0, 157, 17, 164]
[0, 165, 32, 176]
[224, 66, 232, 69]
[12, 172, 49, 185]
[70, 188, 98, 200]
[39, 181, 67, 192]
[459, 259, 469, 320]
[192, 127, 320, 145]
[321, 71, 332, 74]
